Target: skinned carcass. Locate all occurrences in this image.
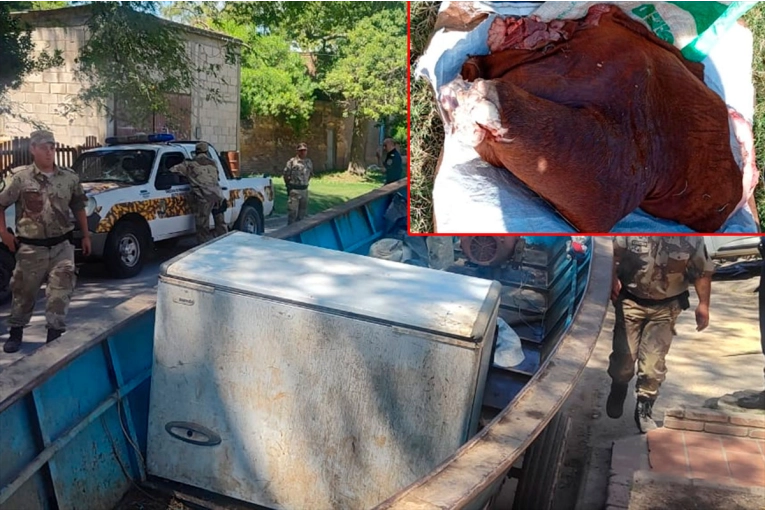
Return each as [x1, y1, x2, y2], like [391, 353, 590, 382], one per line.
[439, 3, 758, 233]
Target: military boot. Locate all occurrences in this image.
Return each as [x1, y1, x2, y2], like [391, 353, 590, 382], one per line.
[635, 397, 658, 433]
[3, 327, 23, 353]
[737, 391, 765, 410]
[46, 328, 64, 343]
[606, 382, 629, 418]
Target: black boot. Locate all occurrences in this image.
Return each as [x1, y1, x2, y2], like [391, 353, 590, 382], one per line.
[3, 327, 23, 353]
[46, 328, 64, 343]
[737, 391, 765, 410]
[635, 397, 658, 434]
[606, 382, 629, 419]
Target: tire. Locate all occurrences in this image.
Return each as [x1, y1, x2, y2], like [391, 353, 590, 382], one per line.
[235, 203, 264, 235]
[103, 220, 148, 279]
[0, 247, 15, 305]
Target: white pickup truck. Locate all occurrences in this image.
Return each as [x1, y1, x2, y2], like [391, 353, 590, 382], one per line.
[0, 136, 274, 298]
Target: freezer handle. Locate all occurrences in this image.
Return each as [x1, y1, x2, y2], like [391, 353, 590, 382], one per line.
[165, 421, 222, 447]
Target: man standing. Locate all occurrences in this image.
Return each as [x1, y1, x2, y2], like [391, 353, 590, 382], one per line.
[382, 138, 403, 184]
[0, 130, 91, 353]
[283, 143, 313, 225]
[607, 236, 714, 433]
[737, 237, 765, 410]
[170, 142, 227, 244]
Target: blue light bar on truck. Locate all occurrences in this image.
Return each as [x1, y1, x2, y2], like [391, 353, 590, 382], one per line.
[105, 133, 175, 145]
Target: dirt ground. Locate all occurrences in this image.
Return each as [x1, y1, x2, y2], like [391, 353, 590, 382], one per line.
[552, 262, 763, 510]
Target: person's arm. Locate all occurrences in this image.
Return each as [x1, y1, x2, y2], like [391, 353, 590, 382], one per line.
[691, 240, 715, 331]
[70, 180, 91, 256]
[611, 237, 627, 302]
[693, 273, 711, 331]
[0, 177, 21, 252]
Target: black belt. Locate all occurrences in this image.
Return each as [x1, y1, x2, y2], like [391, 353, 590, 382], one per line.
[287, 184, 308, 191]
[621, 289, 689, 308]
[17, 231, 74, 247]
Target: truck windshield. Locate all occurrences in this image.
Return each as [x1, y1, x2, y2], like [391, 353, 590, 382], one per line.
[74, 149, 156, 185]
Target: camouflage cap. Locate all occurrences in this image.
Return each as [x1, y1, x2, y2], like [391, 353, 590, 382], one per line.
[30, 130, 55, 146]
[296, 143, 308, 151]
[195, 141, 209, 154]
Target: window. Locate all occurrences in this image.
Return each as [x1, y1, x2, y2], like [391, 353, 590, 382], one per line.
[155, 152, 190, 189]
[113, 93, 192, 139]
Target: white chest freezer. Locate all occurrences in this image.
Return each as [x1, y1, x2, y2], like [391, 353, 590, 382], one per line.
[146, 232, 501, 510]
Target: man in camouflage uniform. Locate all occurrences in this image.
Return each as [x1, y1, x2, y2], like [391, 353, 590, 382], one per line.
[283, 143, 313, 225]
[170, 142, 227, 244]
[737, 237, 765, 410]
[0, 130, 91, 353]
[607, 236, 714, 433]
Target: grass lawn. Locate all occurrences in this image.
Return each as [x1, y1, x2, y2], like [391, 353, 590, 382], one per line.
[265, 169, 386, 217]
[410, 2, 765, 233]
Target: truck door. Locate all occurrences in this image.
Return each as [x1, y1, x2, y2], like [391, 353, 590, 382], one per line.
[153, 151, 194, 238]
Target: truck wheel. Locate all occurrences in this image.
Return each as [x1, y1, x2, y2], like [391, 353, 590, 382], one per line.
[104, 220, 148, 279]
[236, 204, 264, 235]
[0, 248, 15, 304]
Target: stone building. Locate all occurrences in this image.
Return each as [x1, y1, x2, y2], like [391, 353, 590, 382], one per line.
[1, 5, 241, 152]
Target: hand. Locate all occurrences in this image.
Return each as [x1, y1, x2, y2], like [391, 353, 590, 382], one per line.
[1, 230, 17, 253]
[81, 236, 92, 257]
[695, 303, 710, 331]
[611, 275, 622, 303]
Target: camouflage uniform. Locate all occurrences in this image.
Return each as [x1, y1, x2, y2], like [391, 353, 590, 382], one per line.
[0, 158, 88, 345]
[170, 142, 227, 244]
[283, 147, 313, 225]
[610, 236, 714, 398]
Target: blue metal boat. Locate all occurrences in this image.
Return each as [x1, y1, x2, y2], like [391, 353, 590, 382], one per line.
[0, 180, 612, 510]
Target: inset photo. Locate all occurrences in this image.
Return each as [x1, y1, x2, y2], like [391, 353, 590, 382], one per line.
[409, 1, 765, 235]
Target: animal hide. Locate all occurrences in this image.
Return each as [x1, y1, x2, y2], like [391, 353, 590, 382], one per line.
[439, 3, 757, 233]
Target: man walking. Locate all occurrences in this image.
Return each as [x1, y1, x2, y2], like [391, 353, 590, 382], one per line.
[170, 142, 227, 244]
[607, 236, 715, 433]
[382, 138, 403, 184]
[283, 143, 313, 225]
[737, 237, 765, 410]
[0, 130, 91, 353]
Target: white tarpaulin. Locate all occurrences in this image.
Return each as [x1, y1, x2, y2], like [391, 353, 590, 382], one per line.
[415, 1, 760, 233]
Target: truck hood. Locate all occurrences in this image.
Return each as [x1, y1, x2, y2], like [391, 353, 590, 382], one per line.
[81, 182, 133, 196]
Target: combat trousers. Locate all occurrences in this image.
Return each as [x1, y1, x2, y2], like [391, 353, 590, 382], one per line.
[608, 295, 682, 400]
[287, 189, 309, 225]
[192, 197, 227, 244]
[8, 241, 76, 331]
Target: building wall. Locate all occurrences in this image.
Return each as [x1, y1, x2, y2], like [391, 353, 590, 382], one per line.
[2, 25, 108, 147]
[185, 32, 240, 152]
[239, 101, 381, 176]
[0, 13, 241, 152]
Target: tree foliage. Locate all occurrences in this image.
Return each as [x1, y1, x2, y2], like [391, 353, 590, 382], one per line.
[236, 30, 315, 131]
[0, 2, 63, 124]
[322, 7, 407, 139]
[67, 1, 236, 125]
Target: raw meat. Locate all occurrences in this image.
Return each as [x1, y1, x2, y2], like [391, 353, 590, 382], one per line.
[439, 3, 756, 233]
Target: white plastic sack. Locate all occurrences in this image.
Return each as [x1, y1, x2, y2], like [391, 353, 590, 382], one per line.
[493, 317, 525, 369]
[532, 1, 757, 62]
[417, 1, 761, 234]
[426, 236, 456, 270]
[368, 238, 412, 263]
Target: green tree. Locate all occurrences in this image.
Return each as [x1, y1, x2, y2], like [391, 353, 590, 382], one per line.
[237, 31, 315, 131]
[0, 3, 63, 126]
[322, 7, 407, 171]
[227, 1, 401, 80]
[64, 1, 237, 127]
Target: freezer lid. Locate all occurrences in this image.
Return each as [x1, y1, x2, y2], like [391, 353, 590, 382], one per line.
[161, 233, 501, 342]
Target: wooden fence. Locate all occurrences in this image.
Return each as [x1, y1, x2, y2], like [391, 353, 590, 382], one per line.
[0, 136, 101, 176]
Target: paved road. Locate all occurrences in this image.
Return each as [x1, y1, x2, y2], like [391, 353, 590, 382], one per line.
[0, 216, 287, 369]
